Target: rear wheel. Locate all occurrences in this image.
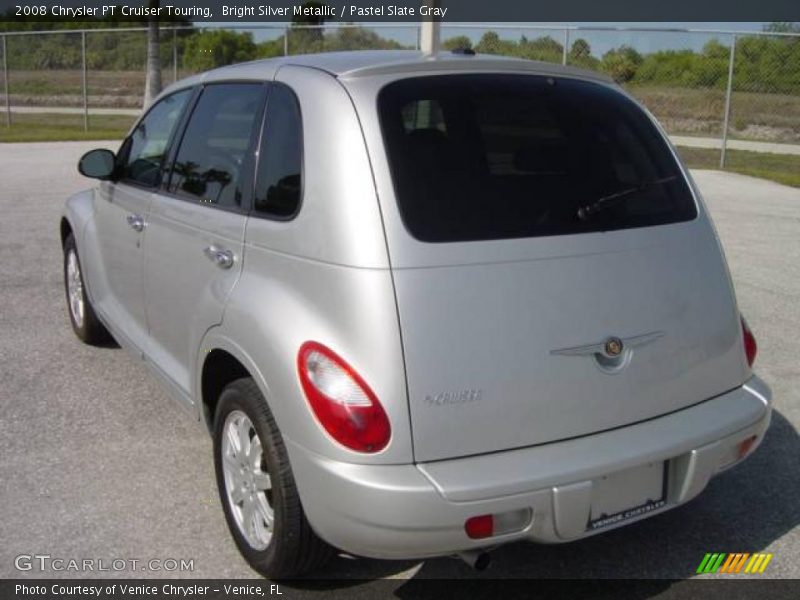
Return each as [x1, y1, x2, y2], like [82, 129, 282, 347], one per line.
[63, 233, 111, 345]
[213, 378, 333, 578]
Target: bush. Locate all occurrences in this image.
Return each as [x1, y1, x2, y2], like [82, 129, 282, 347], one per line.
[442, 35, 472, 51]
[5, 22, 800, 99]
[600, 45, 643, 83]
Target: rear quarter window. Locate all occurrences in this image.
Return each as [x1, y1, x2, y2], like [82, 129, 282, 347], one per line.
[378, 74, 697, 243]
[253, 83, 303, 218]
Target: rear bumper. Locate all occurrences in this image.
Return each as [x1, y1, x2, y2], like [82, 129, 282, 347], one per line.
[286, 376, 771, 559]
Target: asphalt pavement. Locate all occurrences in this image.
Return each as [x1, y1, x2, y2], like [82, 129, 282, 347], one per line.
[0, 142, 797, 587]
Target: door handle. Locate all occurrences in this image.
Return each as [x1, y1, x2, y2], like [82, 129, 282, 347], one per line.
[126, 213, 145, 232]
[203, 245, 235, 269]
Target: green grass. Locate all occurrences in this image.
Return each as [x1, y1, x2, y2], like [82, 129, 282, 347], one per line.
[0, 113, 134, 143]
[676, 146, 800, 188]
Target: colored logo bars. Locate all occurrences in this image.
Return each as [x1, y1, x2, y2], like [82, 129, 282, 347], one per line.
[696, 553, 773, 574]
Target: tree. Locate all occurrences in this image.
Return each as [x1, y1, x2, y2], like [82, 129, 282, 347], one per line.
[183, 30, 258, 71]
[289, 1, 327, 54]
[475, 31, 501, 53]
[442, 35, 473, 51]
[764, 22, 800, 34]
[570, 38, 591, 60]
[568, 38, 599, 69]
[516, 35, 563, 63]
[474, 31, 518, 56]
[256, 38, 285, 59]
[292, 1, 327, 26]
[702, 39, 730, 60]
[600, 45, 643, 83]
[323, 28, 404, 52]
[634, 49, 697, 86]
[143, 0, 162, 108]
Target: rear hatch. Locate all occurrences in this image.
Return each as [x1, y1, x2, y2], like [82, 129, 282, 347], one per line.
[374, 73, 749, 462]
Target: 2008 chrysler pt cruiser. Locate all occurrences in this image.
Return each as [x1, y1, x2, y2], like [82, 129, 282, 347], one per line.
[62, 51, 772, 576]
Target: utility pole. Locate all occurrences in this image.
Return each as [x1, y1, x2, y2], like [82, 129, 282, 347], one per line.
[143, 0, 163, 108]
[419, 0, 441, 55]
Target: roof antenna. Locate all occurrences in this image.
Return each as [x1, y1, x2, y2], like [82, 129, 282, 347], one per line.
[419, 0, 442, 56]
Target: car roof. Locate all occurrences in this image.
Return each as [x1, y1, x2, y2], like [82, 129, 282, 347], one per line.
[166, 50, 613, 92]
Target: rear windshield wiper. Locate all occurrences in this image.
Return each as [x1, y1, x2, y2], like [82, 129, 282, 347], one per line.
[577, 175, 679, 221]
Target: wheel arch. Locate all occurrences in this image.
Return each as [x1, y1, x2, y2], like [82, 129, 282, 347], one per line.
[61, 188, 97, 245]
[196, 332, 276, 434]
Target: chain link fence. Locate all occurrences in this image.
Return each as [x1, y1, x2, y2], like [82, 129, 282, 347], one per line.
[1, 24, 799, 167]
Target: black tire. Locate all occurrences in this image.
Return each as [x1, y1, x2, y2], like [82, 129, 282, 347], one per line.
[63, 233, 112, 345]
[213, 377, 333, 578]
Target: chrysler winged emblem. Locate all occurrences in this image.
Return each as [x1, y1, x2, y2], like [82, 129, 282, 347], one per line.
[550, 331, 664, 359]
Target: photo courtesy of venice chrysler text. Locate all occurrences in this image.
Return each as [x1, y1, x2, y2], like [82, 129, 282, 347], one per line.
[0, 0, 798, 598]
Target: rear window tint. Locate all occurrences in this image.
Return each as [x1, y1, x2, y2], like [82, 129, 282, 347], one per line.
[254, 83, 303, 218]
[378, 74, 697, 243]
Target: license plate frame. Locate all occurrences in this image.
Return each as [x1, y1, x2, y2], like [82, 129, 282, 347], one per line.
[587, 461, 668, 531]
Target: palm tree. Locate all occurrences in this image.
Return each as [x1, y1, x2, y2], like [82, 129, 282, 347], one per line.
[143, 0, 162, 108]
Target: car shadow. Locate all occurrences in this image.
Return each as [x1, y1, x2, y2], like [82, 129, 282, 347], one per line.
[284, 409, 798, 593]
[94, 336, 121, 349]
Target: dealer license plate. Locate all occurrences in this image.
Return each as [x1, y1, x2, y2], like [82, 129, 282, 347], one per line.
[587, 461, 667, 531]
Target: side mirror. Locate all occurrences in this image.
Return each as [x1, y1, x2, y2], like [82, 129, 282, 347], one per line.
[78, 148, 116, 180]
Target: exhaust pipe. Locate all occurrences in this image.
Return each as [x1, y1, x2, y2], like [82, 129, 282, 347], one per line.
[457, 549, 491, 571]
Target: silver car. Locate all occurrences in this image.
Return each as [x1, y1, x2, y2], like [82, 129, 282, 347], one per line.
[62, 51, 771, 577]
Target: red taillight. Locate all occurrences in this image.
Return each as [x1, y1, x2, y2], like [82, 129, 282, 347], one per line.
[741, 316, 757, 368]
[465, 515, 494, 539]
[297, 341, 391, 453]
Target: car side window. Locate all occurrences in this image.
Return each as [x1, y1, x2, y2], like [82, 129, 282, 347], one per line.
[167, 83, 266, 209]
[118, 89, 192, 187]
[253, 83, 303, 218]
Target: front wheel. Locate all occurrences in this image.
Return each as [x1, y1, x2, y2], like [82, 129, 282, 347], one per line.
[63, 233, 111, 345]
[213, 378, 333, 578]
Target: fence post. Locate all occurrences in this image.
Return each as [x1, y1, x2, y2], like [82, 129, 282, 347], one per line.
[284, 26, 289, 56]
[562, 28, 570, 65]
[81, 31, 88, 132]
[172, 28, 178, 83]
[720, 33, 737, 169]
[2, 35, 10, 127]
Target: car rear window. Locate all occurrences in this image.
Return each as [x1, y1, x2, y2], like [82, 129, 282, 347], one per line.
[378, 74, 697, 243]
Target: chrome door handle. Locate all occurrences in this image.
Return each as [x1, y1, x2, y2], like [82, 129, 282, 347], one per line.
[126, 214, 145, 232]
[203, 245, 235, 269]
